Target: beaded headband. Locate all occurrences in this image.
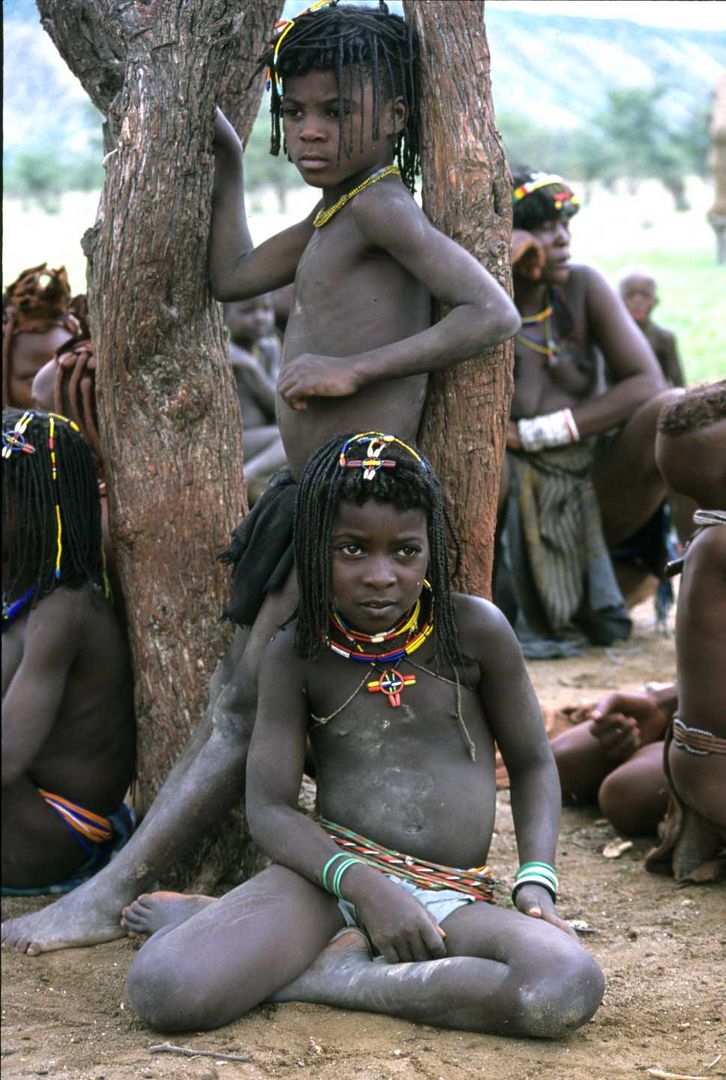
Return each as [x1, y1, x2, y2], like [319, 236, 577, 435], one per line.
[338, 431, 426, 481]
[268, 0, 336, 93]
[513, 172, 579, 213]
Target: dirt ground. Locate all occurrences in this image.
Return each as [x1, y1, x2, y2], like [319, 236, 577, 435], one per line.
[2, 599, 725, 1080]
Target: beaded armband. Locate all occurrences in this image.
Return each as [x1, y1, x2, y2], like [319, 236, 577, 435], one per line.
[512, 861, 558, 903]
[517, 408, 579, 454]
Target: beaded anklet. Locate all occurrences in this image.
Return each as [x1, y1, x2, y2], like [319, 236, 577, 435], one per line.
[512, 861, 558, 902]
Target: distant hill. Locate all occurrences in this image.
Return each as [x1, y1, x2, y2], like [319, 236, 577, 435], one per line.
[4, 0, 725, 169]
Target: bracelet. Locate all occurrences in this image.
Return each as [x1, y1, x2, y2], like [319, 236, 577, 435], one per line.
[330, 857, 362, 899]
[321, 852, 349, 894]
[517, 408, 580, 453]
[512, 861, 558, 903]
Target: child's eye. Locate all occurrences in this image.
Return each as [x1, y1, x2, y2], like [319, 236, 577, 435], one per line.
[398, 545, 422, 559]
[336, 543, 364, 557]
[282, 106, 302, 119]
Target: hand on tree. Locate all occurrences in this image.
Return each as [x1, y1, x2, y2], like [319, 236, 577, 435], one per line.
[588, 691, 669, 760]
[277, 353, 362, 411]
[512, 229, 545, 281]
[213, 107, 243, 156]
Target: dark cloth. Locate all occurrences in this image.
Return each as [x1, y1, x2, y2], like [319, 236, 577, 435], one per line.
[220, 468, 298, 627]
[495, 443, 631, 659]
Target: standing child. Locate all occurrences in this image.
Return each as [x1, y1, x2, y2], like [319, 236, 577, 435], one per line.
[123, 433, 604, 1037]
[619, 270, 686, 388]
[1, 0, 517, 955]
[2, 409, 134, 893]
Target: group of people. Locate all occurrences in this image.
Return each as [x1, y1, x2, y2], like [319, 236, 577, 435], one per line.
[3, 0, 724, 1043]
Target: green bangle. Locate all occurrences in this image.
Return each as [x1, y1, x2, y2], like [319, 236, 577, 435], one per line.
[512, 861, 558, 903]
[321, 852, 348, 894]
[331, 857, 361, 899]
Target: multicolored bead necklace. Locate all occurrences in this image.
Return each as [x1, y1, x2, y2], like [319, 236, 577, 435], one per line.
[325, 583, 434, 708]
[2, 586, 38, 633]
[515, 293, 558, 367]
[313, 166, 401, 229]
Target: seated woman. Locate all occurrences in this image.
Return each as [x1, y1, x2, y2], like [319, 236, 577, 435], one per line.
[2, 408, 135, 894]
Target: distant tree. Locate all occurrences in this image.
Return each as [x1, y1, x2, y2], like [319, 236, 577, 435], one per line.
[243, 113, 305, 212]
[590, 85, 709, 210]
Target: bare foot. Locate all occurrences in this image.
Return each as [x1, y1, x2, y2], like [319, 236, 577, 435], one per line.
[673, 809, 726, 883]
[273, 927, 372, 1003]
[2, 878, 129, 955]
[121, 891, 217, 937]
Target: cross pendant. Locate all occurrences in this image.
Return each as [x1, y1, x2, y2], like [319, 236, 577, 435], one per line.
[367, 667, 416, 707]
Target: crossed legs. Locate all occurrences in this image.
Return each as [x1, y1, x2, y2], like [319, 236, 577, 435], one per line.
[125, 866, 604, 1039]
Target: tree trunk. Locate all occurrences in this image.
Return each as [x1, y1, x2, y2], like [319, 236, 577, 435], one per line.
[404, 0, 514, 599]
[37, 0, 282, 883]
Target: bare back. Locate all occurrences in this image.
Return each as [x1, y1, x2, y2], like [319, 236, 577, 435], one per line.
[279, 204, 431, 476]
[2, 585, 134, 812]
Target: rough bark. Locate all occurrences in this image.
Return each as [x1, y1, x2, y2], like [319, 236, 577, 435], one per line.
[36, 1, 281, 883]
[404, 0, 514, 599]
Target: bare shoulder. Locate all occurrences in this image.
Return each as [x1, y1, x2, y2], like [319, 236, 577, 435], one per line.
[260, 621, 306, 673]
[350, 177, 433, 245]
[686, 523, 726, 574]
[451, 592, 522, 664]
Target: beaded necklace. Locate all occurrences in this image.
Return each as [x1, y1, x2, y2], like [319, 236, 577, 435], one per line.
[313, 165, 400, 228]
[515, 295, 558, 367]
[324, 584, 433, 708]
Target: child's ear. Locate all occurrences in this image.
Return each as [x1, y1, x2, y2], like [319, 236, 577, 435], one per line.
[393, 97, 406, 135]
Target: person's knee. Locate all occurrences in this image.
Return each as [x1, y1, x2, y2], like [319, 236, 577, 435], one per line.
[598, 769, 644, 835]
[126, 951, 196, 1032]
[511, 945, 605, 1038]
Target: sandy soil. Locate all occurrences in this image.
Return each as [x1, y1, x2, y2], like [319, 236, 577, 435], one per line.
[3, 600, 725, 1080]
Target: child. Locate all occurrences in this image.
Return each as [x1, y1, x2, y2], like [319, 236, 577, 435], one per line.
[645, 382, 726, 881]
[2, 265, 81, 410]
[619, 270, 686, 388]
[123, 432, 604, 1037]
[2, 409, 135, 893]
[223, 296, 287, 503]
[1, 0, 516, 955]
[497, 168, 677, 658]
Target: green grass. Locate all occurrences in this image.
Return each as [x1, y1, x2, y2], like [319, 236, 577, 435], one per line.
[596, 250, 726, 385]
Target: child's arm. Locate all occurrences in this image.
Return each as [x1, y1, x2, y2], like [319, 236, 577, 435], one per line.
[461, 596, 576, 937]
[2, 592, 83, 787]
[659, 329, 686, 388]
[247, 631, 447, 962]
[277, 184, 520, 410]
[209, 109, 318, 301]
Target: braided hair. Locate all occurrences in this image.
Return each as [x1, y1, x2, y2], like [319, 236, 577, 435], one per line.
[262, 1, 420, 192]
[2, 408, 105, 607]
[294, 432, 463, 670]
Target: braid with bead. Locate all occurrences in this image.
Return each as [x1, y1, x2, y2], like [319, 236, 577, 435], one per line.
[2, 408, 104, 608]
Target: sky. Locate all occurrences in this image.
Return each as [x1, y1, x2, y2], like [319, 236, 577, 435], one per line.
[486, 0, 726, 31]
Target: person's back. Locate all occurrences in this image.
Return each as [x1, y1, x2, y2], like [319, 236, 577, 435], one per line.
[2, 408, 134, 893]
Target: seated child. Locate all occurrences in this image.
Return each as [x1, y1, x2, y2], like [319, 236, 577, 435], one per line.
[223, 296, 287, 503]
[619, 270, 686, 388]
[123, 433, 604, 1038]
[645, 382, 726, 882]
[2, 409, 135, 894]
[551, 686, 675, 836]
[2, 265, 81, 410]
